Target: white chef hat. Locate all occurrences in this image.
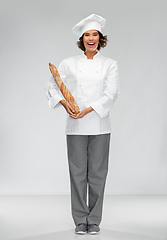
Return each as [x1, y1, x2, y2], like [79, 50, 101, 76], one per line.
[72, 14, 106, 37]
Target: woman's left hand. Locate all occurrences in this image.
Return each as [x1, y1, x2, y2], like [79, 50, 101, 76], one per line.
[70, 107, 93, 119]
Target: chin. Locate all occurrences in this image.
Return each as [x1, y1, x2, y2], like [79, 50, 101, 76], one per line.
[87, 47, 98, 52]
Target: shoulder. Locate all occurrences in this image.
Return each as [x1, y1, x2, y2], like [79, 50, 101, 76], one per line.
[99, 54, 118, 75]
[99, 54, 117, 66]
[58, 55, 82, 74]
[58, 55, 81, 67]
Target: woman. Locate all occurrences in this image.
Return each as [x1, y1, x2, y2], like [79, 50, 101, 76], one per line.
[45, 14, 119, 235]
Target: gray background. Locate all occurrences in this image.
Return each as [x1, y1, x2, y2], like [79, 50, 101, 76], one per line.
[0, 0, 167, 194]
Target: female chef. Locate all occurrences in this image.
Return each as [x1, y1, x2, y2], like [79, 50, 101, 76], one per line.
[45, 14, 119, 235]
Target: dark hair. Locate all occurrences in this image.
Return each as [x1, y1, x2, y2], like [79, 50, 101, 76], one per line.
[77, 31, 108, 51]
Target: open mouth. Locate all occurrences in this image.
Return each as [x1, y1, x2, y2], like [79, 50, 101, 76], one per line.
[87, 42, 95, 46]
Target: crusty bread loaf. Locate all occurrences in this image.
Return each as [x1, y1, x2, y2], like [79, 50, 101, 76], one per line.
[49, 63, 80, 114]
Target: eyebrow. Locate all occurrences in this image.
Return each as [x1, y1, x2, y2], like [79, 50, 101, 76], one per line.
[84, 31, 98, 35]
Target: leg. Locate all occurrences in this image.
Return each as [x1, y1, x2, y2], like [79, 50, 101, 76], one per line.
[66, 135, 90, 226]
[87, 133, 111, 225]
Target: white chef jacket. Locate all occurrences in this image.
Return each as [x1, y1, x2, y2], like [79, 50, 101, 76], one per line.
[45, 51, 119, 135]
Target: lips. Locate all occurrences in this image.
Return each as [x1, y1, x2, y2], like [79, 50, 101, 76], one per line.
[88, 42, 95, 46]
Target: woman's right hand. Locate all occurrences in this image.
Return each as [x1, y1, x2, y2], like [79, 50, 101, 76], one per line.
[60, 100, 75, 115]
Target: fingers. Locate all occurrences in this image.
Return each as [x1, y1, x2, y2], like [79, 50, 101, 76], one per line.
[68, 104, 75, 114]
[70, 114, 80, 119]
[64, 102, 75, 115]
[70, 112, 80, 119]
[67, 107, 74, 115]
[62, 105, 92, 119]
[70, 114, 77, 119]
[70, 109, 86, 119]
[60, 100, 77, 116]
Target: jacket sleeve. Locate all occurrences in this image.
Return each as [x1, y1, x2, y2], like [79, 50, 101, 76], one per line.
[45, 61, 66, 109]
[90, 60, 119, 118]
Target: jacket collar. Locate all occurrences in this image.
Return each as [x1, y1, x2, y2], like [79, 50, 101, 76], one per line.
[82, 51, 100, 60]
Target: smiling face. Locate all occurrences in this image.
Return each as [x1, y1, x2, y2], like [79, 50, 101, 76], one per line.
[83, 30, 100, 53]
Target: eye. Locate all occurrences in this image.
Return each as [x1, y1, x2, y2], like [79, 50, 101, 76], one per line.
[93, 32, 99, 37]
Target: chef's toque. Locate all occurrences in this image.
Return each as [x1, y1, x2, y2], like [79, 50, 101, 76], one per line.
[72, 14, 106, 37]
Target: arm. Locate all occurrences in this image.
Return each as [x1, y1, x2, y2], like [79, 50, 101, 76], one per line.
[49, 63, 80, 114]
[45, 76, 64, 109]
[45, 60, 79, 116]
[45, 60, 67, 109]
[90, 60, 119, 118]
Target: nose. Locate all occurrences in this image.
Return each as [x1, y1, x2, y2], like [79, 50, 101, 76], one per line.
[89, 34, 93, 40]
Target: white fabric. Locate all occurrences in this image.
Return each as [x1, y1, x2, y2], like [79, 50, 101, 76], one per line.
[45, 52, 119, 135]
[72, 14, 106, 37]
[80, 21, 101, 37]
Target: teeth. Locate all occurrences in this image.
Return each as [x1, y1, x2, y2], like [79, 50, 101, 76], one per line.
[88, 43, 95, 45]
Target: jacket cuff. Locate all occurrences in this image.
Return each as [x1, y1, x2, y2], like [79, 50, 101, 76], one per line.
[48, 95, 64, 109]
[90, 101, 108, 118]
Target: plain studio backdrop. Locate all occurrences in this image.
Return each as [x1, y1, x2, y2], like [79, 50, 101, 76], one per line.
[0, 0, 167, 195]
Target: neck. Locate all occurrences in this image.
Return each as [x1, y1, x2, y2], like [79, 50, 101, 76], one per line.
[84, 50, 98, 59]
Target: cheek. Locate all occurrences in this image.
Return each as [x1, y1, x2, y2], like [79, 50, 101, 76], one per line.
[83, 37, 87, 47]
[94, 36, 99, 45]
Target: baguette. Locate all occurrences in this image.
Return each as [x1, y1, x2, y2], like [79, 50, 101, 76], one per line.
[49, 63, 80, 114]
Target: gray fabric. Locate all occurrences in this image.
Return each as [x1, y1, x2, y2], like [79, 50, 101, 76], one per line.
[66, 134, 110, 226]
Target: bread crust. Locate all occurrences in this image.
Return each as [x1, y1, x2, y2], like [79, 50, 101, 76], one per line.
[49, 63, 80, 114]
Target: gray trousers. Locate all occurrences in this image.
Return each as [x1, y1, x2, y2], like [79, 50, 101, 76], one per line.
[66, 134, 110, 226]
